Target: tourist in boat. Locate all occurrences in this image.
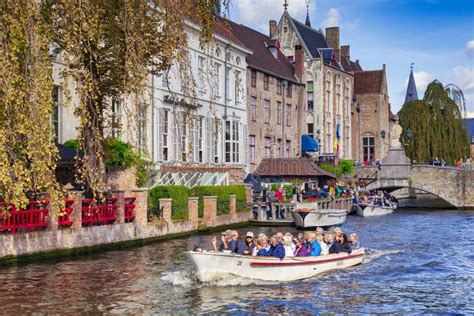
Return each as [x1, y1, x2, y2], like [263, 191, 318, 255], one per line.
[349, 233, 360, 249]
[304, 232, 312, 251]
[315, 227, 324, 237]
[338, 233, 352, 254]
[308, 233, 321, 256]
[326, 233, 341, 254]
[333, 227, 342, 239]
[243, 232, 255, 255]
[316, 235, 329, 255]
[258, 233, 270, 251]
[211, 229, 232, 252]
[268, 235, 285, 259]
[282, 235, 294, 257]
[255, 237, 270, 256]
[294, 238, 309, 257]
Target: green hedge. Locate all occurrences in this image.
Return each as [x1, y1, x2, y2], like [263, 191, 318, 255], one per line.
[191, 185, 248, 218]
[320, 159, 354, 177]
[148, 185, 190, 220]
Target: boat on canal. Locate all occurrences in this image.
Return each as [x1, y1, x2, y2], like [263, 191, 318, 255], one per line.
[290, 198, 351, 229]
[187, 248, 365, 282]
[355, 204, 395, 217]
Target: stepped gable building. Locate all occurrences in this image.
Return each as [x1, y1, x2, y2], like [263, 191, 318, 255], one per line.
[272, 6, 354, 159]
[228, 20, 305, 172]
[351, 66, 392, 163]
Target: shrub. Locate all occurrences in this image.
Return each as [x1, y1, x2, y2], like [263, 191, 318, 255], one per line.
[320, 159, 354, 177]
[103, 138, 134, 170]
[64, 139, 79, 149]
[191, 185, 248, 217]
[148, 185, 190, 220]
[284, 184, 293, 200]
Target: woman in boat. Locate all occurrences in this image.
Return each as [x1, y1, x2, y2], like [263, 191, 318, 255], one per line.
[338, 233, 352, 254]
[316, 235, 329, 255]
[294, 238, 309, 257]
[255, 237, 270, 256]
[349, 233, 360, 249]
[268, 235, 285, 259]
[282, 235, 294, 257]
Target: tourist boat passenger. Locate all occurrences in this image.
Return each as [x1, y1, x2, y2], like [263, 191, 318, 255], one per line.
[268, 235, 285, 259]
[308, 233, 321, 256]
[326, 233, 341, 254]
[294, 238, 309, 257]
[338, 233, 352, 254]
[243, 232, 255, 255]
[316, 235, 329, 255]
[349, 233, 360, 249]
[211, 229, 233, 252]
[283, 235, 294, 257]
[333, 227, 343, 239]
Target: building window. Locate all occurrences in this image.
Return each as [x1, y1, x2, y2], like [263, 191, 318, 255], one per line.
[264, 73, 269, 90]
[276, 79, 282, 95]
[264, 137, 272, 158]
[363, 136, 375, 163]
[307, 80, 314, 112]
[286, 140, 291, 158]
[235, 70, 241, 105]
[198, 116, 204, 162]
[264, 99, 270, 124]
[249, 135, 256, 164]
[307, 123, 314, 137]
[277, 139, 283, 157]
[251, 69, 257, 88]
[251, 96, 257, 122]
[214, 62, 221, 98]
[287, 55, 293, 62]
[198, 56, 205, 93]
[277, 101, 282, 125]
[225, 121, 240, 163]
[284, 26, 288, 33]
[180, 112, 187, 161]
[162, 71, 169, 88]
[287, 82, 292, 98]
[345, 79, 351, 120]
[214, 119, 219, 163]
[111, 98, 122, 138]
[162, 110, 169, 161]
[336, 75, 342, 117]
[51, 86, 61, 142]
[286, 104, 292, 127]
[225, 66, 231, 101]
[138, 103, 147, 151]
[326, 72, 333, 116]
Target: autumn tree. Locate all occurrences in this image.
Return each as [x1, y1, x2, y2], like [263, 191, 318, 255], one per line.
[398, 80, 470, 165]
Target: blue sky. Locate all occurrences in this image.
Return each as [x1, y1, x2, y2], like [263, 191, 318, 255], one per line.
[225, 0, 474, 117]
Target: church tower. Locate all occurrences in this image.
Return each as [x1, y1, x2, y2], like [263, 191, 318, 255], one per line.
[405, 64, 418, 103]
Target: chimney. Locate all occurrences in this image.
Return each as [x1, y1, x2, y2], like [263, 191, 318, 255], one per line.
[294, 44, 304, 82]
[341, 45, 350, 60]
[383, 64, 386, 70]
[269, 20, 277, 38]
[325, 27, 340, 61]
[356, 59, 360, 65]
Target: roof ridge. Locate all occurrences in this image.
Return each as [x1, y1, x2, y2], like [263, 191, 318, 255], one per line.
[226, 18, 272, 39]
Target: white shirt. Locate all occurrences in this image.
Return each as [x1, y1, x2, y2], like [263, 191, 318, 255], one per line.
[284, 245, 294, 257]
[319, 241, 329, 255]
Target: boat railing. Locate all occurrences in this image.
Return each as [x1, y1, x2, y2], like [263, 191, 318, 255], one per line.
[253, 201, 295, 221]
[295, 198, 353, 212]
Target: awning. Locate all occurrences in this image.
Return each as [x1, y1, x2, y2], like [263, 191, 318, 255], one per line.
[301, 135, 319, 152]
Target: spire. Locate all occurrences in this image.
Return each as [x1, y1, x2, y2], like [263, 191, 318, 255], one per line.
[305, 0, 311, 27]
[283, 0, 288, 11]
[405, 63, 419, 103]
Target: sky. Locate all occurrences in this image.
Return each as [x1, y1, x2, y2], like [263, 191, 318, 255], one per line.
[224, 0, 474, 117]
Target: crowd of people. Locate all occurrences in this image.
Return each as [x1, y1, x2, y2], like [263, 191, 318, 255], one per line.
[354, 190, 398, 208]
[211, 227, 360, 259]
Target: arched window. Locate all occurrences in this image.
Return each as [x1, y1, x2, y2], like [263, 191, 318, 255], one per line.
[336, 75, 342, 118]
[326, 71, 333, 152]
[345, 79, 351, 118]
[362, 134, 375, 163]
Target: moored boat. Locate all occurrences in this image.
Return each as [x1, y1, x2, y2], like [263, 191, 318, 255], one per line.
[187, 248, 365, 282]
[356, 204, 394, 217]
[290, 200, 350, 229]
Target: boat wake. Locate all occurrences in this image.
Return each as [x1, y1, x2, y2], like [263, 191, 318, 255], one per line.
[363, 248, 402, 263]
[160, 270, 274, 287]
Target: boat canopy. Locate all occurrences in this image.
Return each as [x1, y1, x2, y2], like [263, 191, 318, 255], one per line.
[301, 135, 319, 152]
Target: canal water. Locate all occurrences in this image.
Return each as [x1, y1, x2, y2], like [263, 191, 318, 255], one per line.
[1, 209, 473, 314]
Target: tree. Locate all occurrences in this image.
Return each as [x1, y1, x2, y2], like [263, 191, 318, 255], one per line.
[398, 80, 470, 165]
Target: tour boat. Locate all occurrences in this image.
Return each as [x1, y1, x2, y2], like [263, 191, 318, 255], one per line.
[290, 202, 348, 229]
[356, 204, 394, 217]
[187, 248, 365, 282]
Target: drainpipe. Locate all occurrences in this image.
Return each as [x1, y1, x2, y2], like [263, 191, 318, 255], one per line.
[151, 74, 155, 161]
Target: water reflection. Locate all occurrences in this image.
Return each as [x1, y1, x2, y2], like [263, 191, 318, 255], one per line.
[0, 209, 473, 314]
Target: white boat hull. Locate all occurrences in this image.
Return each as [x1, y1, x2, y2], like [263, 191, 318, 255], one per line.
[187, 249, 365, 282]
[356, 205, 394, 217]
[291, 209, 347, 228]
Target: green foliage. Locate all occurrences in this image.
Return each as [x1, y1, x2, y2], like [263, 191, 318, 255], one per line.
[284, 184, 293, 200]
[64, 139, 79, 149]
[320, 159, 354, 177]
[270, 184, 280, 192]
[399, 81, 470, 165]
[148, 186, 190, 220]
[191, 185, 248, 217]
[135, 155, 154, 187]
[103, 138, 134, 170]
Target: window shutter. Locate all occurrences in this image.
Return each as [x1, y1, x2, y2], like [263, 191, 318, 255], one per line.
[242, 123, 248, 165]
[157, 108, 163, 161]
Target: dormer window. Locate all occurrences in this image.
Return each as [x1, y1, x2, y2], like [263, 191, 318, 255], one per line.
[269, 46, 278, 59]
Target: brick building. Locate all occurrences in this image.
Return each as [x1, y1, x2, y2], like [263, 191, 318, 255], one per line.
[272, 8, 354, 159]
[351, 67, 392, 163]
[228, 20, 305, 172]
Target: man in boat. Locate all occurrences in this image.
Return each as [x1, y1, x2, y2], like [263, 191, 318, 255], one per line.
[308, 233, 321, 256]
[242, 232, 255, 255]
[268, 235, 285, 259]
[211, 229, 243, 254]
[326, 233, 341, 254]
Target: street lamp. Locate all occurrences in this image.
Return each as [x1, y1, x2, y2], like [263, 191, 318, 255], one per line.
[380, 129, 386, 138]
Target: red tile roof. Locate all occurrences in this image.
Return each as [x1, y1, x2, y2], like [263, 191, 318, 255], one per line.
[354, 70, 385, 94]
[256, 158, 336, 178]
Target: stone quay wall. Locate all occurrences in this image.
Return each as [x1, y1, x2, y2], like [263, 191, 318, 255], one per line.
[0, 190, 251, 261]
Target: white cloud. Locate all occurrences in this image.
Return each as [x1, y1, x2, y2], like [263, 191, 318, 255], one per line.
[401, 71, 435, 99]
[323, 8, 341, 28]
[232, 0, 315, 33]
[466, 40, 474, 56]
[345, 18, 360, 31]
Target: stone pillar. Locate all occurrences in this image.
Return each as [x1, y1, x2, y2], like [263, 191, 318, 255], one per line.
[47, 196, 58, 231]
[160, 198, 172, 222]
[132, 189, 148, 228]
[203, 196, 217, 226]
[229, 195, 237, 220]
[68, 191, 83, 230]
[188, 197, 199, 229]
[112, 190, 125, 224]
[243, 184, 253, 205]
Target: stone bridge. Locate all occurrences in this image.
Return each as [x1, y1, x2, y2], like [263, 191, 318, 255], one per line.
[354, 158, 474, 209]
